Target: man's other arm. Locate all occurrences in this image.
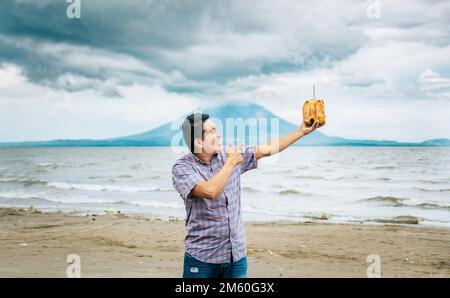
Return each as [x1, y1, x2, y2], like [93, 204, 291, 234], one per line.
[191, 146, 243, 199]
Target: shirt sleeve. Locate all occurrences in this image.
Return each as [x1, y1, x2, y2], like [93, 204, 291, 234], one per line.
[240, 145, 258, 174]
[172, 163, 204, 200]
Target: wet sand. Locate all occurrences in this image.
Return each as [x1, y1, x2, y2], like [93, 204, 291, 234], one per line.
[0, 208, 449, 277]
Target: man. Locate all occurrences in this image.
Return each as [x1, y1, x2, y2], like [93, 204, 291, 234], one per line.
[172, 112, 319, 278]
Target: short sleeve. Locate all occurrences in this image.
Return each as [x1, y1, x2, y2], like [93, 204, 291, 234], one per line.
[240, 145, 258, 174]
[172, 163, 204, 200]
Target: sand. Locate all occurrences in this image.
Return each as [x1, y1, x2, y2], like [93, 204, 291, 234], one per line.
[0, 208, 449, 277]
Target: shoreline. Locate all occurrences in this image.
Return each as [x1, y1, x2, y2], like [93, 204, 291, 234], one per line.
[1, 207, 449, 277]
[6, 205, 449, 229]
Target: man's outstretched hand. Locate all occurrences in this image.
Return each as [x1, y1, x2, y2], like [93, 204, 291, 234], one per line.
[300, 120, 319, 136]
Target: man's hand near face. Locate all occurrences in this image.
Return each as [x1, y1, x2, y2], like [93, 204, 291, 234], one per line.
[189, 145, 244, 200]
[226, 144, 244, 167]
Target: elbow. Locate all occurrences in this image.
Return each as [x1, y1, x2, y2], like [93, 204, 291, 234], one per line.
[256, 145, 272, 160]
[204, 186, 219, 200]
[192, 182, 219, 200]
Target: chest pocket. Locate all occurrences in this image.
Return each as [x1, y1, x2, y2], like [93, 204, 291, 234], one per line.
[212, 190, 228, 208]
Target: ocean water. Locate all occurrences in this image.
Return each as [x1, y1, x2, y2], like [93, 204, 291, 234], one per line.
[0, 147, 449, 227]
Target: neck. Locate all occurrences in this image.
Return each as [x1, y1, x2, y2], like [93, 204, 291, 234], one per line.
[194, 151, 214, 163]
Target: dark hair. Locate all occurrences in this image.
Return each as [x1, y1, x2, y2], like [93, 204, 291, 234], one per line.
[182, 113, 210, 153]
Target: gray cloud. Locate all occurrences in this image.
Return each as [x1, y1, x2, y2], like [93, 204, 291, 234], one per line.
[1, 0, 450, 142]
[0, 0, 372, 91]
[1, 0, 449, 93]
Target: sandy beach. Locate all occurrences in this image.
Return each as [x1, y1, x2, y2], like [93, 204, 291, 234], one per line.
[0, 207, 449, 278]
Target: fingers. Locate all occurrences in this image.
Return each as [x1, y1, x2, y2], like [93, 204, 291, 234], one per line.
[312, 120, 319, 130]
[226, 144, 246, 155]
[226, 144, 234, 154]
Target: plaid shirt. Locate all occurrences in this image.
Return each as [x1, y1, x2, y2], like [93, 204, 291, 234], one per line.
[172, 146, 258, 264]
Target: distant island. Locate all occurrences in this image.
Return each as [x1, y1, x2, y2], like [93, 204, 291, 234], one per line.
[1, 102, 449, 147]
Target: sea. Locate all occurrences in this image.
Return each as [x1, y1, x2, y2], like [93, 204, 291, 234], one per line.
[0, 147, 449, 227]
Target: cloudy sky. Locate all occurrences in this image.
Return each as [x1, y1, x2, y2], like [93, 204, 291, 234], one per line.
[0, 0, 449, 142]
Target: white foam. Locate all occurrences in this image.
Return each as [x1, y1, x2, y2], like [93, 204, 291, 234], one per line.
[47, 182, 173, 193]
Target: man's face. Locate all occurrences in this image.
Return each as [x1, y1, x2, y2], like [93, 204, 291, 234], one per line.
[199, 119, 222, 154]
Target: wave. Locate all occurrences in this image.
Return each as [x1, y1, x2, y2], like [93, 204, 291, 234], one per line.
[278, 169, 297, 174]
[377, 177, 391, 181]
[293, 175, 326, 180]
[136, 200, 184, 209]
[0, 177, 48, 187]
[36, 162, 63, 168]
[88, 175, 135, 181]
[72, 199, 183, 210]
[364, 196, 407, 206]
[417, 179, 449, 185]
[23, 179, 48, 187]
[81, 162, 98, 167]
[130, 164, 144, 170]
[414, 187, 450, 193]
[111, 200, 136, 205]
[278, 189, 313, 196]
[293, 174, 360, 181]
[116, 175, 133, 179]
[0, 191, 183, 209]
[372, 166, 396, 170]
[362, 196, 450, 211]
[97, 200, 184, 210]
[0, 196, 57, 205]
[279, 189, 300, 195]
[332, 175, 359, 181]
[0, 191, 49, 200]
[47, 182, 173, 193]
[242, 207, 341, 221]
[304, 213, 333, 220]
[415, 203, 450, 210]
[242, 186, 259, 193]
[242, 206, 298, 217]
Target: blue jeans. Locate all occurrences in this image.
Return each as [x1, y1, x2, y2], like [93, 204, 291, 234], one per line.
[183, 252, 247, 278]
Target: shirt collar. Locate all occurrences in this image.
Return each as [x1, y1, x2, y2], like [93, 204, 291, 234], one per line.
[188, 152, 218, 165]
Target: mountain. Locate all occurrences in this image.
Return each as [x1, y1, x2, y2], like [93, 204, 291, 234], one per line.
[0, 102, 448, 147]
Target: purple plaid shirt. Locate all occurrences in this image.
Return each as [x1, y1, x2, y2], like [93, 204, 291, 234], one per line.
[172, 146, 258, 264]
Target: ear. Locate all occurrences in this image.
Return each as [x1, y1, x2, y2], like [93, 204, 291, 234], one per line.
[193, 138, 203, 153]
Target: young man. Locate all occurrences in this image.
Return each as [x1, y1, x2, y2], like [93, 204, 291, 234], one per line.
[172, 112, 319, 278]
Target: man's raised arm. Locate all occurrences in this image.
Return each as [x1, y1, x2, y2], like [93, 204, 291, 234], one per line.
[256, 120, 319, 160]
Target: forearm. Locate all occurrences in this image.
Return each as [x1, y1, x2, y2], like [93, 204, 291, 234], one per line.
[206, 160, 236, 195]
[257, 129, 305, 158]
[192, 160, 237, 199]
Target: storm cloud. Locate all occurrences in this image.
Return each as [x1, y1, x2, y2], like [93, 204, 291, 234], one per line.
[0, 0, 449, 142]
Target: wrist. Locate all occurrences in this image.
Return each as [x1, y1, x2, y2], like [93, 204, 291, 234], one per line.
[297, 128, 306, 138]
